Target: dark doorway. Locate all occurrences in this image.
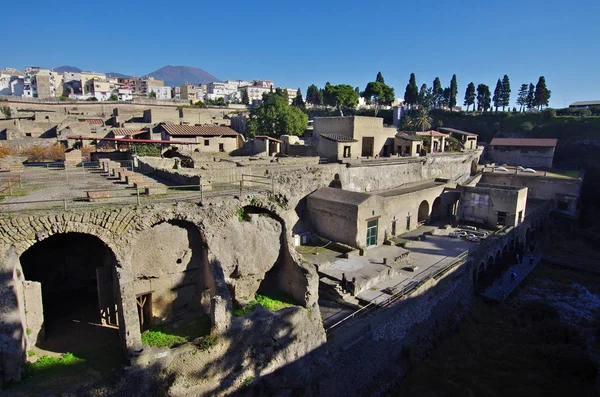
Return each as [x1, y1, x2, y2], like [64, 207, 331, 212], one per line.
[343, 146, 351, 158]
[219, 143, 225, 152]
[406, 215, 411, 230]
[137, 293, 152, 331]
[391, 220, 397, 236]
[418, 200, 430, 223]
[361, 137, 374, 157]
[19, 233, 120, 354]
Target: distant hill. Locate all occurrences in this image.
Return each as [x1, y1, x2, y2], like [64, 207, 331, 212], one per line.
[106, 72, 131, 78]
[53, 65, 82, 73]
[146, 65, 221, 87]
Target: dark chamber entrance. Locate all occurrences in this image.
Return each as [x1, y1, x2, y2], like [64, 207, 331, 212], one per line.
[20, 233, 120, 354]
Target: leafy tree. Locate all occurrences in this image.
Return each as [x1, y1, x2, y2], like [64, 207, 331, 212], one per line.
[149, 90, 157, 99]
[449, 74, 458, 110]
[432, 77, 443, 109]
[464, 82, 476, 111]
[109, 93, 118, 101]
[323, 82, 359, 113]
[476, 84, 491, 112]
[86, 96, 98, 101]
[355, 86, 360, 96]
[291, 88, 305, 109]
[404, 73, 419, 107]
[534, 76, 551, 110]
[493, 79, 502, 112]
[241, 89, 250, 105]
[275, 88, 289, 103]
[516, 84, 528, 112]
[306, 84, 321, 106]
[376, 72, 385, 84]
[526, 83, 535, 110]
[501, 75, 511, 111]
[414, 108, 433, 132]
[247, 91, 308, 137]
[362, 73, 395, 115]
[206, 97, 228, 106]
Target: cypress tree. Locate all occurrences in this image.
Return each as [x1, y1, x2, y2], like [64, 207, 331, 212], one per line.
[449, 74, 458, 110]
[526, 83, 535, 110]
[376, 72, 385, 84]
[404, 73, 419, 107]
[534, 76, 551, 110]
[501, 75, 511, 111]
[432, 77, 443, 109]
[464, 82, 476, 111]
[493, 79, 502, 112]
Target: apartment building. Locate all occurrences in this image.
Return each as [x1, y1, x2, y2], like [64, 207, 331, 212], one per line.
[180, 84, 204, 102]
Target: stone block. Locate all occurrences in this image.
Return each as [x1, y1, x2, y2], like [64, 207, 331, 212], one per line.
[145, 186, 168, 195]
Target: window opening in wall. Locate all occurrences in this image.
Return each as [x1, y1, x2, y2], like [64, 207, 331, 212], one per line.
[343, 146, 351, 158]
[497, 211, 507, 226]
[366, 218, 378, 246]
[406, 215, 411, 230]
[136, 293, 152, 331]
[518, 210, 523, 223]
[391, 220, 396, 236]
[557, 202, 568, 211]
[219, 143, 225, 152]
[204, 139, 209, 146]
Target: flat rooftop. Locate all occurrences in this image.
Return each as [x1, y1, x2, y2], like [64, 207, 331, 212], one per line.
[375, 179, 446, 197]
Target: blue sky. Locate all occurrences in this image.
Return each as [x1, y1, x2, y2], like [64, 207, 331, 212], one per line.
[3, 0, 599, 108]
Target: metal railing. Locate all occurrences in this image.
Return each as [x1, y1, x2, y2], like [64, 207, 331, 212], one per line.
[326, 250, 470, 336]
[499, 254, 541, 301]
[0, 175, 23, 195]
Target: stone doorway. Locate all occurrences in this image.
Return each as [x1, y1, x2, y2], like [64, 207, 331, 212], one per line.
[19, 232, 120, 354]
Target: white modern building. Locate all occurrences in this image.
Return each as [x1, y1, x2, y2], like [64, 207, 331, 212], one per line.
[147, 85, 172, 100]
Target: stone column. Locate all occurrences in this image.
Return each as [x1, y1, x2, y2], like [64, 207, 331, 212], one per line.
[115, 267, 143, 353]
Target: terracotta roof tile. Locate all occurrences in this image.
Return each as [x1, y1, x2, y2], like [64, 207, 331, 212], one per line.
[80, 119, 103, 125]
[320, 133, 358, 143]
[395, 132, 422, 141]
[161, 125, 239, 137]
[416, 130, 448, 138]
[255, 135, 282, 143]
[490, 138, 557, 147]
[112, 128, 145, 136]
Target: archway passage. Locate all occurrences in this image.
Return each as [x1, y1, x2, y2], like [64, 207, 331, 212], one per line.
[19, 233, 120, 354]
[417, 200, 430, 223]
[430, 197, 445, 223]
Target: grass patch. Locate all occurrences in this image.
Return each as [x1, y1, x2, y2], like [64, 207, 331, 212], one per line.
[194, 334, 218, 352]
[241, 376, 255, 388]
[27, 350, 35, 357]
[237, 206, 250, 222]
[232, 293, 296, 317]
[141, 315, 211, 348]
[545, 170, 580, 179]
[25, 353, 84, 374]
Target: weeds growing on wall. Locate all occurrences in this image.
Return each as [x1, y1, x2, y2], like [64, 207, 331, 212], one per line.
[232, 293, 296, 317]
[20, 144, 66, 162]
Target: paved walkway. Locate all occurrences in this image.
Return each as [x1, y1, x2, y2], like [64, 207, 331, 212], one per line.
[482, 253, 540, 301]
[357, 233, 475, 304]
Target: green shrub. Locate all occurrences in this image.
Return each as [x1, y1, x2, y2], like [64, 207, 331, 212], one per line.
[141, 330, 187, 348]
[25, 353, 83, 374]
[237, 207, 250, 222]
[232, 293, 296, 317]
[131, 143, 161, 157]
[195, 334, 218, 351]
[241, 376, 255, 388]
[27, 350, 35, 357]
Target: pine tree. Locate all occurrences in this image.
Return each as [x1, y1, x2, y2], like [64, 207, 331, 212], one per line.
[241, 89, 250, 105]
[501, 75, 511, 111]
[464, 82, 476, 111]
[432, 77, 443, 109]
[418, 84, 428, 107]
[355, 87, 360, 96]
[493, 79, 502, 112]
[526, 83, 535, 110]
[404, 73, 419, 107]
[376, 72, 385, 84]
[306, 84, 321, 106]
[534, 76, 551, 110]
[476, 84, 491, 112]
[516, 84, 528, 112]
[292, 88, 305, 108]
[449, 74, 458, 110]
[442, 87, 451, 108]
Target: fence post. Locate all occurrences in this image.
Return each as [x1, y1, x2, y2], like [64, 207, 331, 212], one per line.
[63, 198, 67, 210]
[136, 188, 140, 206]
[199, 177, 203, 202]
[271, 177, 274, 195]
[239, 180, 243, 196]
[47, 164, 50, 182]
[19, 175, 22, 188]
[82, 161, 86, 180]
[8, 179, 12, 195]
[65, 163, 69, 181]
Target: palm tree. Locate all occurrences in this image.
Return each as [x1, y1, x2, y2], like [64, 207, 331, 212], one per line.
[414, 108, 433, 132]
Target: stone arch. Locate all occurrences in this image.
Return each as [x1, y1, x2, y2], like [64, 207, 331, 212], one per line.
[18, 232, 122, 356]
[417, 200, 430, 223]
[487, 255, 495, 268]
[130, 219, 214, 330]
[430, 196, 445, 223]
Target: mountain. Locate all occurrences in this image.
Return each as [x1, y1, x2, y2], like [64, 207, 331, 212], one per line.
[53, 65, 82, 73]
[106, 72, 131, 78]
[146, 65, 221, 87]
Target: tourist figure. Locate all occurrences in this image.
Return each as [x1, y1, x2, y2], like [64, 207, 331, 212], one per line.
[516, 254, 520, 264]
[511, 272, 517, 282]
[341, 273, 347, 293]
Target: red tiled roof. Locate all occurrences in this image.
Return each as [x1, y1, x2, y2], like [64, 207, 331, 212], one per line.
[161, 125, 239, 137]
[112, 128, 145, 136]
[490, 138, 558, 147]
[80, 119, 103, 125]
[416, 130, 448, 137]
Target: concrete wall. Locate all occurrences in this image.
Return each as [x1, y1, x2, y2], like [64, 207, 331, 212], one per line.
[480, 172, 581, 203]
[458, 185, 528, 229]
[306, 197, 363, 247]
[487, 146, 555, 168]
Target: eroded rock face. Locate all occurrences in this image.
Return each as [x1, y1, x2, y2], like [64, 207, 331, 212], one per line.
[211, 214, 282, 302]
